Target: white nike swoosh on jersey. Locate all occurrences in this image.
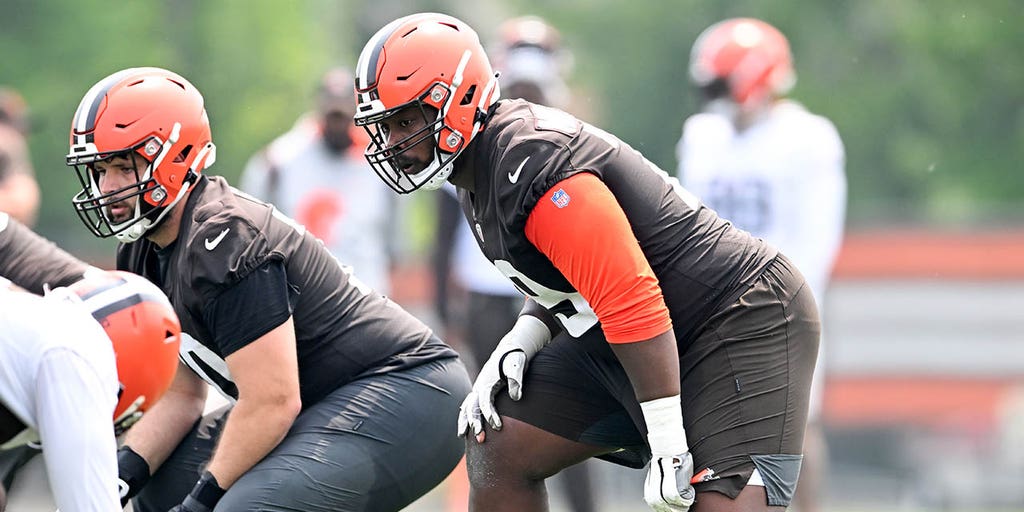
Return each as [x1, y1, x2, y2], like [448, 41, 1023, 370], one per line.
[204, 228, 230, 251]
[508, 156, 530, 184]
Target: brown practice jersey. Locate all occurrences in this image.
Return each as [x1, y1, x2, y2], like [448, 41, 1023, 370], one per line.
[117, 176, 455, 405]
[457, 99, 777, 350]
[0, 212, 90, 293]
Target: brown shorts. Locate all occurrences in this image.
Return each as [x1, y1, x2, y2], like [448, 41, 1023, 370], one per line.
[497, 255, 820, 504]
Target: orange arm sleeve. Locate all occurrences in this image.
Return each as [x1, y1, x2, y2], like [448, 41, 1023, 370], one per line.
[524, 172, 673, 343]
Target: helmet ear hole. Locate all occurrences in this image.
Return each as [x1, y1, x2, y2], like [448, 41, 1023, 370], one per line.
[173, 144, 193, 163]
[460, 85, 477, 106]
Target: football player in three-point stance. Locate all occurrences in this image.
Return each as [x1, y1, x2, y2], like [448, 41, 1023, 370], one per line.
[0, 270, 180, 511]
[66, 66, 471, 512]
[354, 13, 819, 512]
[679, 18, 847, 512]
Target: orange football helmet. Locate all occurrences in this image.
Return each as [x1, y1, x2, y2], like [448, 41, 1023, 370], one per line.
[353, 13, 500, 193]
[66, 270, 181, 435]
[67, 67, 216, 242]
[689, 18, 795, 108]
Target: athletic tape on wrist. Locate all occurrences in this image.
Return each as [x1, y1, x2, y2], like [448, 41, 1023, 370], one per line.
[640, 394, 688, 456]
[496, 314, 551, 357]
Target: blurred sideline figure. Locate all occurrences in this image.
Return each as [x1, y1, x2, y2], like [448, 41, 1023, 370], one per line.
[67, 66, 469, 511]
[0, 88, 40, 226]
[240, 67, 400, 295]
[432, 15, 600, 512]
[677, 18, 847, 512]
[0, 270, 181, 511]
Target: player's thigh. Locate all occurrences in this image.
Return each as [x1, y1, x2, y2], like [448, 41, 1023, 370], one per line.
[466, 415, 613, 486]
[682, 256, 819, 505]
[217, 357, 471, 512]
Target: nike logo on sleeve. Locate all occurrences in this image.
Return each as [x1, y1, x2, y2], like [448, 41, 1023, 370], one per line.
[508, 157, 530, 184]
[204, 228, 230, 251]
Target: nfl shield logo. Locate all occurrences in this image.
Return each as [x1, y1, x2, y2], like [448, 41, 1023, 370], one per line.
[551, 189, 571, 208]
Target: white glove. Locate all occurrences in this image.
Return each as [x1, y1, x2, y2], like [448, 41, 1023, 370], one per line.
[644, 452, 695, 512]
[641, 395, 695, 512]
[457, 315, 551, 438]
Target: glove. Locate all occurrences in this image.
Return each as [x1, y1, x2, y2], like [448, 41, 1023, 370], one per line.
[644, 452, 696, 512]
[169, 471, 226, 512]
[116, 446, 150, 508]
[113, 395, 146, 436]
[640, 395, 695, 512]
[457, 315, 551, 438]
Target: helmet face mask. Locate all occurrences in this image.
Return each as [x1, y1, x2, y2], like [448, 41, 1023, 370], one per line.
[359, 85, 458, 193]
[354, 13, 499, 194]
[69, 142, 170, 242]
[66, 67, 216, 242]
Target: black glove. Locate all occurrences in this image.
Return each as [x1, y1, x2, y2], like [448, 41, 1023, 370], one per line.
[169, 471, 226, 512]
[116, 446, 150, 507]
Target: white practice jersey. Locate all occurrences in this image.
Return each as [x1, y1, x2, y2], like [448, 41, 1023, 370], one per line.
[0, 289, 120, 511]
[677, 101, 847, 304]
[240, 116, 399, 295]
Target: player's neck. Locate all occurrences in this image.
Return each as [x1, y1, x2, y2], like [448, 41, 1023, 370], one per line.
[146, 192, 188, 248]
[447, 147, 476, 192]
[734, 101, 776, 132]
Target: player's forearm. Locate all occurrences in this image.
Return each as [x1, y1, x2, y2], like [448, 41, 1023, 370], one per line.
[609, 328, 680, 402]
[205, 395, 300, 488]
[123, 381, 207, 471]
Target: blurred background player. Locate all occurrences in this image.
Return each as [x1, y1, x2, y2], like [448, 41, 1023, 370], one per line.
[676, 18, 847, 512]
[0, 87, 40, 227]
[431, 15, 597, 512]
[0, 270, 180, 511]
[240, 67, 400, 294]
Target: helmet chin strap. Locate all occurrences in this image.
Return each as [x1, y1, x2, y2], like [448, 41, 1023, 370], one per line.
[420, 163, 453, 191]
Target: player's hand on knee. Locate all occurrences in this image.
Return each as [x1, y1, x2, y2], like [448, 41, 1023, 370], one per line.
[457, 387, 484, 438]
[457, 347, 524, 437]
[644, 451, 696, 512]
[457, 315, 551, 439]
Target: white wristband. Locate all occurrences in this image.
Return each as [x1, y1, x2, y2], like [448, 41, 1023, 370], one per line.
[640, 395, 688, 456]
[496, 314, 552, 357]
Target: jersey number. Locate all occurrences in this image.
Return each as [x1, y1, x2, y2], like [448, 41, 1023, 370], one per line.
[493, 259, 598, 337]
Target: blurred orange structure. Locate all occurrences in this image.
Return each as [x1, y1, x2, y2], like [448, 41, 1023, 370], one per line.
[825, 229, 1024, 432]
